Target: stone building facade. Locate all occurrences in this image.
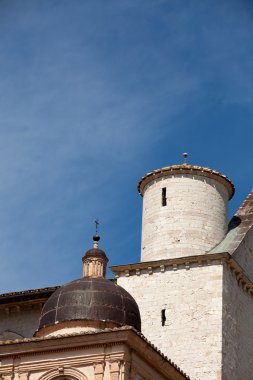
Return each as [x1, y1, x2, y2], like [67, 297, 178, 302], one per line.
[0, 327, 188, 380]
[111, 164, 253, 380]
[0, 162, 253, 380]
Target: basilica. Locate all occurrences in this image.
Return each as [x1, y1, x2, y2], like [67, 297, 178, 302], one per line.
[0, 161, 252, 380]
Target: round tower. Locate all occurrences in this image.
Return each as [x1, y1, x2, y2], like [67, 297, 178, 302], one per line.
[138, 163, 234, 262]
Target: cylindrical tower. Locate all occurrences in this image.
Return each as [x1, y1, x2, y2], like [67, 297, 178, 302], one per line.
[138, 164, 234, 262]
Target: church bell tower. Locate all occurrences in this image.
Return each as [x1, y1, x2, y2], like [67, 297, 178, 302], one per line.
[138, 162, 234, 261]
[111, 159, 253, 380]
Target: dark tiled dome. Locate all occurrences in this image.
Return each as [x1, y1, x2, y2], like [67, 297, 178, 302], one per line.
[38, 277, 141, 332]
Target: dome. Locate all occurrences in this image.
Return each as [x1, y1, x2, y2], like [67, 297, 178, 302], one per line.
[83, 247, 108, 260]
[37, 277, 141, 332]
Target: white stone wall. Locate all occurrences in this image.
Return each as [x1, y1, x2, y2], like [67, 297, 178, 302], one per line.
[141, 174, 229, 261]
[233, 227, 253, 282]
[117, 263, 223, 380]
[0, 305, 42, 338]
[222, 265, 253, 380]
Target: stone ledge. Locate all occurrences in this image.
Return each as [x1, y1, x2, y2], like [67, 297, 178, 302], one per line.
[111, 253, 253, 299]
[138, 164, 235, 199]
[110, 253, 230, 278]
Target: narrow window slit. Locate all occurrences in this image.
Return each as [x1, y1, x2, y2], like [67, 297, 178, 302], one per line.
[162, 187, 167, 206]
[161, 309, 166, 326]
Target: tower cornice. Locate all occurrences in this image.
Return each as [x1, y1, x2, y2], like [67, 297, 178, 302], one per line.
[111, 253, 253, 298]
[138, 164, 235, 199]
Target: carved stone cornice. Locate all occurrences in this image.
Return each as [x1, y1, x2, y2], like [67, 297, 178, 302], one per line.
[0, 328, 189, 380]
[111, 252, 253, 299]
[110, 252, 230, 278]
[137, 164, 234, 199]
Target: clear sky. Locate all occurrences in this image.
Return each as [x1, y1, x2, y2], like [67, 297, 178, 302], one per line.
[0, 0, 253, 292]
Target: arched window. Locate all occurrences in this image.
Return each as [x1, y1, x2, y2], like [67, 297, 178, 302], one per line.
[51, 377, 77, 380]
[39, 368, 88, 380]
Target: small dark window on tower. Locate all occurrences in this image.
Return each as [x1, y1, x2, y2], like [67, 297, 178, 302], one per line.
[161, 309, 166, 326]
[162, 187, 167, 206]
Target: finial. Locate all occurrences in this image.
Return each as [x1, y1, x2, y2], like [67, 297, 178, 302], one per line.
[182, 152, 188, 165]
[93, 219, 100, 248]
[95, 219, 99, 235]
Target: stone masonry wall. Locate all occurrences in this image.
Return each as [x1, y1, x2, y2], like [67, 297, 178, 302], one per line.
[117, 263, 223, 380]
[222, 265, 253, 380]
[141, 174, 229, 261]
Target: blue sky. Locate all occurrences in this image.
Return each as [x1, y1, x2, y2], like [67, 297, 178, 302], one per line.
[0, 0, 253, 292]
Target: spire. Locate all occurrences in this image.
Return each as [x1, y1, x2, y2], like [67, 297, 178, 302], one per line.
[82, 223, 108, 278]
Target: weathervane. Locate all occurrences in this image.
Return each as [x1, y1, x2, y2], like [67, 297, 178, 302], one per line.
[182, 152, 189, 165]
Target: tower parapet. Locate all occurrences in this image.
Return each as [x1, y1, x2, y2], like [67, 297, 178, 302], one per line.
[138, 164, 234, 261]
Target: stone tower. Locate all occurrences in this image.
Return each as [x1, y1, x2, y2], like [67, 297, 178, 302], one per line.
[111, 162, 253, 380]
[138, 164, 234, 261]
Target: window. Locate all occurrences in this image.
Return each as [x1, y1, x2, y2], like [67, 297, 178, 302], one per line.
[161, 309, 166, 326]
[162, 187, 167, 206]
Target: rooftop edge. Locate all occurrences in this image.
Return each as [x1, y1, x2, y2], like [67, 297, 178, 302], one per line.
[138, 164, 235, 200]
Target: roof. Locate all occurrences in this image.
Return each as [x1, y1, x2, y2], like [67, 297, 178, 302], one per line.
[38, 277, 141, 332]
[0, 278, 116, 306]
[0, 286, 59, 305]
[138, 164, 235, 199]
[211, 189, 253, 255]
[82, 247, 108, 261]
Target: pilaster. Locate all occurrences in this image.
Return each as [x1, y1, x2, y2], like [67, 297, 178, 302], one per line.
[93, 361, 105, 380]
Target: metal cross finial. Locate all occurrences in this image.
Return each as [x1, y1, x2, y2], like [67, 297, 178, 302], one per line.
[95, 219, 100, 235]
[183, 152, 188, 165]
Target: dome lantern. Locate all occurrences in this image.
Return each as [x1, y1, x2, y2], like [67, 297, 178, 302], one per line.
[82, 223, 108, 278]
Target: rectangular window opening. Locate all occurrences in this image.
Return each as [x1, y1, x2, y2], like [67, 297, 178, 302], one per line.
[161, 309, 166, 326]
[162, 187, 167, 206]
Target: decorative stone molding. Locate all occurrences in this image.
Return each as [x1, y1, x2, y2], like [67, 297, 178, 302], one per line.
[160, 265, 165, 273]
[121, 361, 130, 379]
[109, 360, 120, 380]
[93, 361, 105, 380]
[18, 372, 29, 380]
[111, 252, 253, 300]
[227, 259, 253, 297]
[2, 374, 13, 380]
[83, 258, 106, 278]
[0, 329, 190, 380]
[111, 253, 229, 278]
[38, 367, 88, 380]
[138, 164, 234, 199]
